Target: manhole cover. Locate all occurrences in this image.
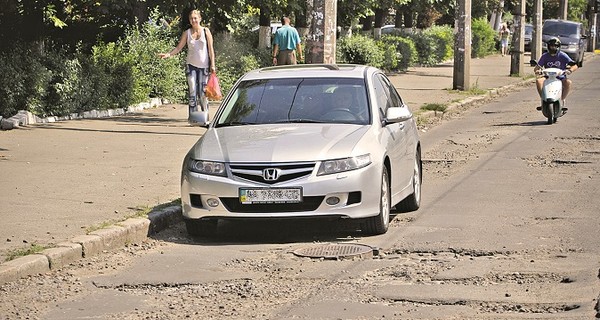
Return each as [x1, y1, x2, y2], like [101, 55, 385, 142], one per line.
[293, 243, 374, 259]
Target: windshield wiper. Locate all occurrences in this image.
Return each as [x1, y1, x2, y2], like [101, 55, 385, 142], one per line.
[281, 119, 327, 124]
[216, 121, 256, 127]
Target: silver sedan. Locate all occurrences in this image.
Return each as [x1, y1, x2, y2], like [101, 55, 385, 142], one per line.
[181, 64, 422, 236]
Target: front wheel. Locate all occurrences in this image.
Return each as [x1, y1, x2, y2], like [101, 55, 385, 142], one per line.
[361, 166, 391, 235]
[543, 102, 554, 125]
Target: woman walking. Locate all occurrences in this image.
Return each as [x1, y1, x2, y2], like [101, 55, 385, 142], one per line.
[499, 23, 511, 57]
[159, 9, 216, 120]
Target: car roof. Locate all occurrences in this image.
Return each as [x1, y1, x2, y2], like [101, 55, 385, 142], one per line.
[240, 64, 375, 81]
[543, 19, 581, 26]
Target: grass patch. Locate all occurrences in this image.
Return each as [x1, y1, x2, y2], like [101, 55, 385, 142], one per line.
[5, 244, 48, 262]
[85, 198, 181, 234]
[421, 103, 448, 115]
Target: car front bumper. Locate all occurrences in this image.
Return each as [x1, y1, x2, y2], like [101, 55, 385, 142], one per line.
[181, 162, 384, 221]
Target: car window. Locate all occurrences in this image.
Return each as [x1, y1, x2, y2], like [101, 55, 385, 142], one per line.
[543, 22, 579, 38]
[216, 78, 369, 126]
[373, 73, 403, 118]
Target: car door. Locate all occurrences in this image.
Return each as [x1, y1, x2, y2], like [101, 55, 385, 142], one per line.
[372, 73, 413, 194]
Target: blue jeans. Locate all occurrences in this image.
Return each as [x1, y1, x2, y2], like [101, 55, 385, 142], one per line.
[186, 64, 209, 114]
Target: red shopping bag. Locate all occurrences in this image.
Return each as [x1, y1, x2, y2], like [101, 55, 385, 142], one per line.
[205, 72, 223, 101]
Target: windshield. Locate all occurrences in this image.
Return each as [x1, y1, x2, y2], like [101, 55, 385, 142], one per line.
[543, 22, 579, 38]
[215, 78, 370, 126]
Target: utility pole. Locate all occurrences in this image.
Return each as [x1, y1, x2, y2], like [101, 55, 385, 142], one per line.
[531, 0, 543, 61]
[589, 0, 598, 51]
[559, 0, 569, 19]
[453, 0, 471, 91]
[510, 0, 525, 76]
[305, 0, 337, 64]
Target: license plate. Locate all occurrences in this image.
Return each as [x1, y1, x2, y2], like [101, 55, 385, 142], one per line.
[239, 188, 302, 204]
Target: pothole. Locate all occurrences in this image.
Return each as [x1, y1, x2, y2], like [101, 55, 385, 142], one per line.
[293, 243, 374, 260]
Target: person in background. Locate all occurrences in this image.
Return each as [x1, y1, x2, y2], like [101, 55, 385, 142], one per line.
[159, 9, 216, 118]
[534, 37, 577, 111]
[272, 16, 303, 65]
[499, 23, 511, 57]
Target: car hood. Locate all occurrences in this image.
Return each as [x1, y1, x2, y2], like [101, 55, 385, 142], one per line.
[189, 124, 370, 163]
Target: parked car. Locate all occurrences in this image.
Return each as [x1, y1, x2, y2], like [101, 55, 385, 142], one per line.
[541, 19, 587, 67]
[381, 24, 402, 35]
[524, 23, 533, 52]
[181, 64, 422, 236]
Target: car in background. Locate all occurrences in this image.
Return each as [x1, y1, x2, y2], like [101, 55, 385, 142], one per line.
[381, 24, 402, 35]
[251, 22, 282, 34]
[524, 23, 533, 52]
[541, 19, 587, 67]
[182, 64, 422, 236]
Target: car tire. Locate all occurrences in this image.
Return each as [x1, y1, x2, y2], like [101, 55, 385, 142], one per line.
[185, 219, 217, 237]
[397, 148, 422, 212]
[362, 166, 391, 235]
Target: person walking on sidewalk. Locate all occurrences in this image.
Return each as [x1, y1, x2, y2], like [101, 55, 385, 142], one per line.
[499, 23, 511, 57]
[159, 9, 216, 118]
[534, 37, 577, 111]
[272, 16, 303, 65]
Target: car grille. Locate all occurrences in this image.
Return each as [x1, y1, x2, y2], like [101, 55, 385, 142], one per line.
[229, 162, 316, 185]
[221, 196, 324, 213]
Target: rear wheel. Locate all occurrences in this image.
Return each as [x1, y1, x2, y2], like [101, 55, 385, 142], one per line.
[185, 219, 218, 237]
[397, 148, 422, 212]
[362, 166, 391, 235]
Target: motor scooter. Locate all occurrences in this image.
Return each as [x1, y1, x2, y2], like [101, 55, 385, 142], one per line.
[530, 59, 566, 125]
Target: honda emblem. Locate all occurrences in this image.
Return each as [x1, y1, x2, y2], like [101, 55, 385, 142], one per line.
[263, 168, 280, 181]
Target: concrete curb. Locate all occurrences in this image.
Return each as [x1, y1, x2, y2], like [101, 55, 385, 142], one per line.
[0, 205, 182, 285]
[416, 77, 535, 122]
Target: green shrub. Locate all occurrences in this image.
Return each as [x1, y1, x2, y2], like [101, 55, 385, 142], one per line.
[0, 44, 50, 118]
[380, 35, 418, 71]
[337, 34, 384, 68]
[471, 17, 497, 58]
[121, 10, 186, 104]
[92, 42, 135, 109]
[376, 41, 398, 71]
[423, 25, 454, 62]
[215, 32, 267, 97]
[408, 32, 440, 66]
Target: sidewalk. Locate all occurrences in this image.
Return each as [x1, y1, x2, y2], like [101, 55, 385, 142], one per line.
[0, 53, 552, 284]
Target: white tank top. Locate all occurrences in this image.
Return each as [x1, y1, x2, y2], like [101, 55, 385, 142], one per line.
[186, 28, 209, 68]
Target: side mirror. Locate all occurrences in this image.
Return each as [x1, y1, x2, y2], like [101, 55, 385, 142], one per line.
[385, 105, 413, 124]
[529, 59, 538, 67]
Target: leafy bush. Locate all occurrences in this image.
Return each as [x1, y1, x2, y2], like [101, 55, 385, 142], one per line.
[121, 10, 186, 104]
[380, 35, 418, 71]
[423, 25, 454, 62]
[408, 32, 441, 66]
[337, 34, 384, 68]
[376, 41, 398, 71]
[0, 44, 51, 118]
[471, 17, 497, 58]
[92, 42, 135, 109]
[215, 32, 266, 97]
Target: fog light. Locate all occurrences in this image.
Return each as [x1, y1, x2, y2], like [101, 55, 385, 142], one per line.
[206, 198, 220, 207]
[325, 197, 340, 205]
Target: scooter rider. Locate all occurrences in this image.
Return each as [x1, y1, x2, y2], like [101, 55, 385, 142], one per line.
[534, 37, 577, 111]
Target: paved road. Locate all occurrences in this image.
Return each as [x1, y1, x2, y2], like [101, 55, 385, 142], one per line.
[0, 53, 550, 264]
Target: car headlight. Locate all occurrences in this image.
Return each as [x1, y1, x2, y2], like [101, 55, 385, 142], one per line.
[317, 154, 371, 176]
[188, 159, 227, 176]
